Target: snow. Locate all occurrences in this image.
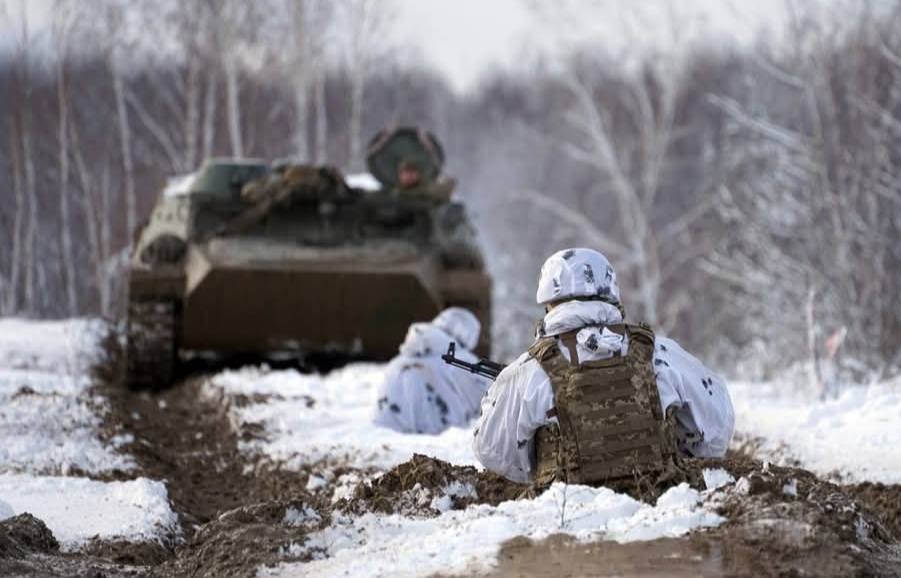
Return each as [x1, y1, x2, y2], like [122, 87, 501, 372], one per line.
[729, 376, 901, 483]
[702, 468, 735, 491]
[205, 364, 478, 471]
[0, 318, 178, 549]
[0, 318, 133, 475]
[345, 172, 381, 192]
[0, 474, 178, 549]
[284, 505, 321, 529]
[264, 482, 724, 578]
[162, 172, 196, 197]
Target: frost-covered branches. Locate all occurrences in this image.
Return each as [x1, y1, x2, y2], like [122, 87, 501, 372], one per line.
[704, 4, 901, 375]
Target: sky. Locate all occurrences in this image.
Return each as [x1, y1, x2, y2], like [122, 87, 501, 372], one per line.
[391, 0, 793, 93]
[0, 0, 829, 94]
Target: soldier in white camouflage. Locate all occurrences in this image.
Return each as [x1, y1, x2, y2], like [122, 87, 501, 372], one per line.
[473, 248, 735, 487]
[374, 307, 490, 434]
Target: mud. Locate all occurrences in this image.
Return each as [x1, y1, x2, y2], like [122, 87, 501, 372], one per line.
[471, 458, 901, 578]
[455, 534, 724, 578]
[345, 453, 525, 515]
[162, 498, 327, 578]
[0, 514, 59, 559]
[845, 482, 901, 540]
[9, 334, 899, 577]
[0, 514, 154, 578]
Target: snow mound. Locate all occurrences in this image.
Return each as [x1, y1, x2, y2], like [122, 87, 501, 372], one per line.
[206, 364, 478, 471]
[264, 482, 723, 578]
[730, 377, 901, 483]
[0, 474, 178, 550]
[0, 319, 133, 475]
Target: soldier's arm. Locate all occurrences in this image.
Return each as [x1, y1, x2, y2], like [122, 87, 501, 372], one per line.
[472, 355, 554, 483]
[653, 336, 735, 457]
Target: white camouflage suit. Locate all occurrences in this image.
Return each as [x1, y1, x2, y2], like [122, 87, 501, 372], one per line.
[374, 307, 489, 434]
[473, 248, 735, 484]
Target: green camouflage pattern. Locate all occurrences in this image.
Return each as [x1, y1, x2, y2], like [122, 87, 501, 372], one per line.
[530, 324, 677, 487]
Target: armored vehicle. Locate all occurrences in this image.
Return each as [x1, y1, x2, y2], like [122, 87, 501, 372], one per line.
[124, 127, 491, 388]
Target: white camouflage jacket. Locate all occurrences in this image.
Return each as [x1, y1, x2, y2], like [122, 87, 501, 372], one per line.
[472, 301, 735, 483]
[374, 321, 489, 434]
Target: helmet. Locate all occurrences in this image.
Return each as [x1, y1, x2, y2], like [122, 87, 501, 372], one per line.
[536, 248, 620, 306]
[432, 307, 481, 350]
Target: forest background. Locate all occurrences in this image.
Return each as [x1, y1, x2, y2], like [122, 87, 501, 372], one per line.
[0, 0, 898, 384]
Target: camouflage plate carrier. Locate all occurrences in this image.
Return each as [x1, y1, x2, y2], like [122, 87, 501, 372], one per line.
[530, 324, 678, 490]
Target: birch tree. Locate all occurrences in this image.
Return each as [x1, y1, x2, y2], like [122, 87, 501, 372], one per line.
[516, 3, 719, 330]
[342, 0, 393, 170]
[52, 0, 78, 315]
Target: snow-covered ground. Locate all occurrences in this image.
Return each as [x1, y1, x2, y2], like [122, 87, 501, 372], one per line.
[730, 376, 901, 483]
[206, 364, 478, 471]
[0, 474, 178, 550]
[267, 482, 723, 578]
[0, 318, 133, 474]
[0, 318, 177, 548]
[204, 358, 901, 575]
[203, 364, 727, 576]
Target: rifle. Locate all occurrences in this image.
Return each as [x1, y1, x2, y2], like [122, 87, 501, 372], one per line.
[441, 342, 506, 380]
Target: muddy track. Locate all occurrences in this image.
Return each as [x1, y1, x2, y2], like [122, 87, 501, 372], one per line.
[99, 371, 325, 577]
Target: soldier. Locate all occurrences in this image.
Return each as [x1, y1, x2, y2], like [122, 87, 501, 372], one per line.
[473, 248, 735, 485]
[374, 307, 490, 434]
[366, 127, 455, 202]
[397, 160, 423, 190]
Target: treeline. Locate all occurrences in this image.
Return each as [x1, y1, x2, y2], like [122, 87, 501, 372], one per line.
[0, 1, 898, 379]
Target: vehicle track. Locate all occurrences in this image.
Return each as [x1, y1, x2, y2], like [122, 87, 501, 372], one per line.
[99, 372, 324, 577]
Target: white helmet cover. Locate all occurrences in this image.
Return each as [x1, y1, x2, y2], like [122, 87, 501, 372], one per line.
[432, 307, 481, 350]
[536, 248, 621, 305]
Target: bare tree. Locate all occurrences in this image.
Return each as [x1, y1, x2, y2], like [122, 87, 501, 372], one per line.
[342, 0, 393, 170]
[52, 0, 78, 315]
[702, 2, 901, 375]
[514, 3, 719, 330]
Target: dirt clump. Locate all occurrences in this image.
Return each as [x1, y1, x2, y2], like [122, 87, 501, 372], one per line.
[844, 482, 901, 540]
[0, 514, 59, 559]
[161, 498, 326, 578]
[345, 454, 524, 515]
[697, 461, 901, 577]
[81, 539, 171, 567]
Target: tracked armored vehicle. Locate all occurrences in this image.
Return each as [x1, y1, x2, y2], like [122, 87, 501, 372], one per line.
[124, 128, 491, 388]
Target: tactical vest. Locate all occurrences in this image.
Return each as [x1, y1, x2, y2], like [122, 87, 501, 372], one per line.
[529, 323, 677, 487]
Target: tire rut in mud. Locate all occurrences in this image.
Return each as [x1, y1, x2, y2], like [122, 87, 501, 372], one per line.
[100, 375, 323, 577]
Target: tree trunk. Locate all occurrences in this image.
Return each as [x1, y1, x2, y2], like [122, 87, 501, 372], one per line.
[58, 50, 78, 316]
[23, 107, 37, 314]
[349, 75, 363, 170]
[112, 59, 136, 244]
[224, 59, 243, 158]
[202, 67, 217, 160]
[5, 130, 24, 315]
[184, 56, 200, 170]
[314, 65, 328, 163]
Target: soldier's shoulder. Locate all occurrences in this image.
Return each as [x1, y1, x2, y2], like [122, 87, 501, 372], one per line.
[496, 350, 547, 386]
